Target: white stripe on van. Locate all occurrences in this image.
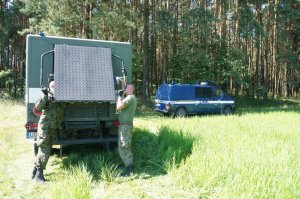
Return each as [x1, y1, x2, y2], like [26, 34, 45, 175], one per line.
[155, 99, 234, 105]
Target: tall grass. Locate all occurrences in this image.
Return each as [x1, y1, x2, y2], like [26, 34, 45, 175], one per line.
[0, 98, 299, 198]
[49, 165, 93, 199]
[158, 126, 194, 171]
[134, 111, 300, 198]
[0, 99, 28, 198]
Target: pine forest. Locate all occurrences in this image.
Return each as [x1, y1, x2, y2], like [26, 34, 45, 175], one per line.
[0, 0, 299, 100]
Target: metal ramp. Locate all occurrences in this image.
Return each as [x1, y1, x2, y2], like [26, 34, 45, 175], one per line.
[54, 44, 115, 101]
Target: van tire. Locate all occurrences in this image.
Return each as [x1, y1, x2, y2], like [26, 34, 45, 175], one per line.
[175, 107, 187, 117]
[223, 107, 232, 116]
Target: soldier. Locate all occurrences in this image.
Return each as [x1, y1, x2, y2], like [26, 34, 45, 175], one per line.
[116, 84, 137, 177]
[32, 81, 65, 183]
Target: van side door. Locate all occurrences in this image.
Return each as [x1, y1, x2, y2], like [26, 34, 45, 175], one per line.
[194, 87, 214, 113]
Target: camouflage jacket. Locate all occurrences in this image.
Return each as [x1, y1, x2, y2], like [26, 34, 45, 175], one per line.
[35, 95, 65, 129]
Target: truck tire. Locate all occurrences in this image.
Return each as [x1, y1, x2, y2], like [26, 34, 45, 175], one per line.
[175, 107, 187, 117]
[223, 107, 232, 116]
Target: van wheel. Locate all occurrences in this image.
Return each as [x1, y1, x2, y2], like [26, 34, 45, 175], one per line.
[175, 108, 186, 117]
[223, 107, 232, 116]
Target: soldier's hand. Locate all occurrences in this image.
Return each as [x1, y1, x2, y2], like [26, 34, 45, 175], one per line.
[41, 86, 48, 96]
[118, 90, 125, 97]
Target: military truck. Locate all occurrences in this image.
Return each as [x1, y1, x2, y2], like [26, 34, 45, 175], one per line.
[24, 35, 132, 155]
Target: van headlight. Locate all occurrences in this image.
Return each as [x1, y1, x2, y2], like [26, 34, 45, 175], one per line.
[166, 103, 171, 111]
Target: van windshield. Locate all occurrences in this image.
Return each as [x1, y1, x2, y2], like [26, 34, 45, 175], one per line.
[156, 85, 169, 100]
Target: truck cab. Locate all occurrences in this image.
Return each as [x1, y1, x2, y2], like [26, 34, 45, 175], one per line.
[155, 81, 235, 117]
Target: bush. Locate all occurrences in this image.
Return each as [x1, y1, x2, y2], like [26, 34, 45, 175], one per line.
[0, 69, 24, 99]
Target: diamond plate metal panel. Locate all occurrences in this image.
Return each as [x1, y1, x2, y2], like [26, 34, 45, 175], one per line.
[54, 44, 115, 101]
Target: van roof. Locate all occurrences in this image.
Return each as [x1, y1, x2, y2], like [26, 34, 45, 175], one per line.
[162, 83, 218, 88]
[156, 83, 219, 101]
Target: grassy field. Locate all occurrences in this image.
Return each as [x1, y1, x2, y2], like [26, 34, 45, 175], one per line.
[0, 97, 299, 198]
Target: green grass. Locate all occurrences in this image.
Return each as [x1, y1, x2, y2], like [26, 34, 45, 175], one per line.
[0, 98, 300, 198]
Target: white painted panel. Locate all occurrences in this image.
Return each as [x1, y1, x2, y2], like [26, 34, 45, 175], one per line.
[28, 88, 42, 103]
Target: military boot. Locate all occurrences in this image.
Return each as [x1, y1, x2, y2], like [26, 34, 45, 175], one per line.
[34, 167, 45, 183]
[122, 165, 133, 177]
[31, 166, 37, 179]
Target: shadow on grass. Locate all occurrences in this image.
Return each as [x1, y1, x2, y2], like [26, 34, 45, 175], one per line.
[133, 126, 195, 176]
[57, 126, 195, 180]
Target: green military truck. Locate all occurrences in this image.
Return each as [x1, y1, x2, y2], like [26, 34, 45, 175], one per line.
[24, 34, 132, 154]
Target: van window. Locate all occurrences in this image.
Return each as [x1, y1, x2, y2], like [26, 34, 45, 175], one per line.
[170, 85, 194, 100]
[213, 88, 223, 97]
[195, 87, 212, 98]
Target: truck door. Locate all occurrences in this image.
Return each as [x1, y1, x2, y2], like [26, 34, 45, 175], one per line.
[194, 87, 214, 113]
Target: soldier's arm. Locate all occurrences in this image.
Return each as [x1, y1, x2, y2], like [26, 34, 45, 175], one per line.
[35, 95, 48, 112]
[117, 96, 126, 110]
[117, 96, 133, 111]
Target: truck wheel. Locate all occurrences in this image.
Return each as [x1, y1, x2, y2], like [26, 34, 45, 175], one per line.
[223, 107, 232, 116]
[175, 107, 187, 117]
[34, 142, 38, 156]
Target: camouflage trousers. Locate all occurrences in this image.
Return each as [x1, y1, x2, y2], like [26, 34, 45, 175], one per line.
[34, 125, 56, 169]
[118, 125, 133, 167]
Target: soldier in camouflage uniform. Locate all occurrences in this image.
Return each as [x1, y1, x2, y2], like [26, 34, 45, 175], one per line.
[32, 81, 65, 183]
[116, 84, 137, 177]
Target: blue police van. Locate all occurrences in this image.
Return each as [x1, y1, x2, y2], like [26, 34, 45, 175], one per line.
[155, 81, 235, 117]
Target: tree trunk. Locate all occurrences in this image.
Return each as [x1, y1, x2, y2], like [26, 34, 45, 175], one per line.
[142, 0, 149, 101]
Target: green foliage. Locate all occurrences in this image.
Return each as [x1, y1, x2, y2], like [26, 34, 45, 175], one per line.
[0, 69, 24, 99]
[0, 2, 26, 99]
[154, 10, 176, 36]
[5, 0, 299, 99]
[168, 7, 214, 83]
[225, 47, 250, 87]
[0, 69, 13, 88]
[20, 0, 48, 34]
